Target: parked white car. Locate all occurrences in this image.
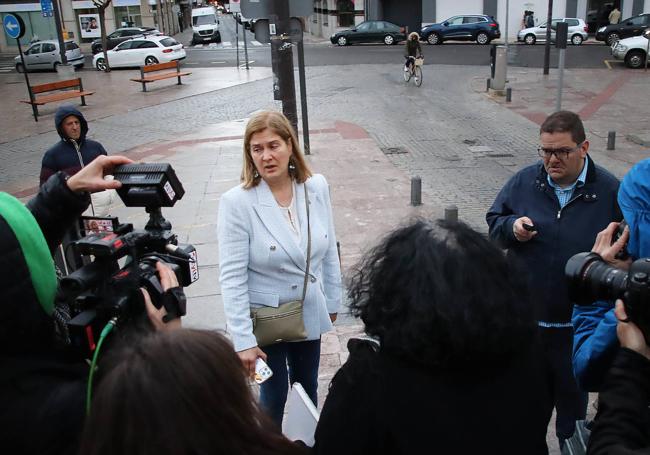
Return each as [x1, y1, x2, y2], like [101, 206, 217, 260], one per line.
[517, 18, 588, 45]
[611, 35, 650, 68]
[93, 35, 185, 70]
[14, 40, 85, 72]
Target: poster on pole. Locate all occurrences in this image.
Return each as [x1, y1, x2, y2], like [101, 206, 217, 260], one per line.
[230, 0, 241, 13]
[79, 14, 101, 38]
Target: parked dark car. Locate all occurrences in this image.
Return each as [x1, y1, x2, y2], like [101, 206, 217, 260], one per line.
[420, 15, 500, 45]
[595, 13, 650, 45]
[330, 20, 406, 46]
[91, 27, 160, 54]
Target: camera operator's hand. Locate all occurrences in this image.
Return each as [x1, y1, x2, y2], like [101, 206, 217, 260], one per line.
[66, 155, 133, 194]
[615, 300, 650, 361]
[513, 216, 537, 242]
[238, 347, 267, 376]
[142, 262, 183, 331]
[591, 222, 633, 271]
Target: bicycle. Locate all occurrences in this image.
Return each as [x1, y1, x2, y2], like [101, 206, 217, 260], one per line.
[403, 56, 423, 87]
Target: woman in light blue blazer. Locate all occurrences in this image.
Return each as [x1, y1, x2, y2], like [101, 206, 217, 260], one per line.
[218, 111, 342, 427]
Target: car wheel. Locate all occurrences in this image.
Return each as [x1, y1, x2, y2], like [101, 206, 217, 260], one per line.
[625, 49, 646, 69]
[96, 58, 107, 71]
[145, 56, 159, 65]
[476, 32, 490, 45]
[524, 34, 536, 45]
[53, 62, 59, 71]
[15, 63, 25, 73]
[215, 31, 222, 43]
[606, 32, 620, 46]
[571, 34, 583, 45]
[427, 33, 441, 45]
[337, 36, 347, 46]
[383, 34, 394, 45]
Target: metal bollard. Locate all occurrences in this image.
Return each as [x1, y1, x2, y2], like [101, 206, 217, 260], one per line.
[506, 87, 512, 102]
[444, 205, 458, 223]
[486, 78, 491, 92]
[410, 176, 422, 206]
[607, 131, 616, 150]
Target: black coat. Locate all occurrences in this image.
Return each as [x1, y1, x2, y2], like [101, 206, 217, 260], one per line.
[39, 106, 107, 186]
[313, 338, 552, 454]
[588, 348, 650, 454]
[486, 156, 621, 323]
[0, 173, 90, 455]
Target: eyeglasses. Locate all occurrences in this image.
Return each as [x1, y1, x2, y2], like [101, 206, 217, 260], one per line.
[537, 142, 583, 160]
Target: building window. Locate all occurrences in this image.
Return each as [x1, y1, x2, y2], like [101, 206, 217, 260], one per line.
[337, 0, 354, 27]
[114, 5, 142, 28]
[2, 11, 57, 45]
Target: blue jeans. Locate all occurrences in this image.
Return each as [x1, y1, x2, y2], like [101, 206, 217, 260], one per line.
[259, 339, 321, 428]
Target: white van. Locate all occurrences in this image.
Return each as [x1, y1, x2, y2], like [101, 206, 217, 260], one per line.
[191, 6, 220, 45]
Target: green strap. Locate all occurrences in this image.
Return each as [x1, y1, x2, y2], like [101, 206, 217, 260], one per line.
[0, 192, 57, 315]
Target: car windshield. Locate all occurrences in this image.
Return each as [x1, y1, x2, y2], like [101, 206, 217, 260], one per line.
[193, 15, 216, 26]
[160, 38, 178, 47]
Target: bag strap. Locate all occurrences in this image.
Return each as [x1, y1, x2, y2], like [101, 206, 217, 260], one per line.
[300, 182, 311, 303]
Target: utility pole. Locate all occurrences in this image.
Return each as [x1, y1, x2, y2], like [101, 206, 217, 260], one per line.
[543, 0, 553, 75]
[51, 0, 67, 65]
[269, 0, 298, 134]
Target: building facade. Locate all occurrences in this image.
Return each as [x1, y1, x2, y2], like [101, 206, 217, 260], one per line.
[0, 0, 184, 52]
[306, 0, 650, 41]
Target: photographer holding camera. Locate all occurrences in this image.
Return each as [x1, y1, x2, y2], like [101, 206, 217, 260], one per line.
[571, 158, 650, 392]
[0, 155, 183, 455]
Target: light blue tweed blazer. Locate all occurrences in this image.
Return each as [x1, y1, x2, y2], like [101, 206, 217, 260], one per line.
[217, 174, 342, 352]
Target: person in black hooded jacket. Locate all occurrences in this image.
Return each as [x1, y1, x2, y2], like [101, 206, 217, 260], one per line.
[0, 155, 182, 455]
[39, 105, 107, 187]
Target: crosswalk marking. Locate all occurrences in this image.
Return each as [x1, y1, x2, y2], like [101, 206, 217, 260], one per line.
[187, 41, 269, 50]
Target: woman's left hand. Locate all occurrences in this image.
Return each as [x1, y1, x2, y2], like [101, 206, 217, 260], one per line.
[329, 313, 337, 323]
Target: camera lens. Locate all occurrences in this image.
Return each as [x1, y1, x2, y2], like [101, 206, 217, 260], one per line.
[565, 252, 628, 304]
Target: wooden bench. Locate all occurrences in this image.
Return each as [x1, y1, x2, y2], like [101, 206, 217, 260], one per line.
[20, 78, 94, 122]
[130, 60, 191, 92]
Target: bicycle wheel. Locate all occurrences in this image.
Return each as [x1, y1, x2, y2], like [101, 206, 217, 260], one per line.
[414, 66, 423, 87]
[403, 65, 412, 82]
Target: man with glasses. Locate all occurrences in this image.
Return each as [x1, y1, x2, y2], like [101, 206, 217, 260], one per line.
[486, 110, 622, 449]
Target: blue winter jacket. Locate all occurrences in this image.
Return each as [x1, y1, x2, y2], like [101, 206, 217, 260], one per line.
[39, 105, 107, 186]
[486, 156, 621, 323]
[572, 158, 650, 391]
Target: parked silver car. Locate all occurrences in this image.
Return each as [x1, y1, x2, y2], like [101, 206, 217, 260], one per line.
[517, 18, 588, 45]
[14, 40, 85, 72]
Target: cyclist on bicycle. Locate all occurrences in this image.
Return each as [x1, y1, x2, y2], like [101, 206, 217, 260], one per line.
[404, 32, 423, 73]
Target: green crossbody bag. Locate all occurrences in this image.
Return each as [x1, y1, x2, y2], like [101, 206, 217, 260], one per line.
[251, 184, 311, 347]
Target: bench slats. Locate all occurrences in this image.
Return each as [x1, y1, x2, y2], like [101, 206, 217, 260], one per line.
[142, 60, 179, 73]
[31, 78, 83, 94]
[131, 71, 191, 83]
[22, 90, 95, 105]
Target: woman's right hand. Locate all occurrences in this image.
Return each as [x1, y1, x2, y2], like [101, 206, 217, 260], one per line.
[237, 346, 268, 376]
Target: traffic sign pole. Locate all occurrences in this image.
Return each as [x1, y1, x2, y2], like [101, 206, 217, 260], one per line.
[17, 40, 38, 121]
[52, 0, 68, 65]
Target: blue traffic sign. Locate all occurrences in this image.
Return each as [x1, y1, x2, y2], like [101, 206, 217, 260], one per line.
[40, 0, 53, 18]
[3, 14, 25, 40]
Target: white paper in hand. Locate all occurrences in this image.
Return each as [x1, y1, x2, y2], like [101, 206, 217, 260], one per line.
[282, 382, 320, 447]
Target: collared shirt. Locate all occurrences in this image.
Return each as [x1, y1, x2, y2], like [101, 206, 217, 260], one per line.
[547, 155, 589, 208]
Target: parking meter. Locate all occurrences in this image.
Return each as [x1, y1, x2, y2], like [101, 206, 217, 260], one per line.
[555, 22, 568, 49]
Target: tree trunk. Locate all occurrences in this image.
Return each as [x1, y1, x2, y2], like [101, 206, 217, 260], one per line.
[156, 0, 166, 35]
[98, 8, 111, 72]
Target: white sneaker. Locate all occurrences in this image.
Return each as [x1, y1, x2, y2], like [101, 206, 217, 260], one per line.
[404, 67, 409, 72]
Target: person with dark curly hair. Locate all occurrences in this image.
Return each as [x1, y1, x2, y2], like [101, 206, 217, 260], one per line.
[79, 329, 308, 455]
[313, 219, 552, 454]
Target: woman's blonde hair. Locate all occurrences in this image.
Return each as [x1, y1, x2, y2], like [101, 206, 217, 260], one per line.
[241, 111, 312, 189]
[408, 32, 420, 41]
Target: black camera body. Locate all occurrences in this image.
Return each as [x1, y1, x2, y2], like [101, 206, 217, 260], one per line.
[60, 163, 198, 357]
[566, 252, 650, 343]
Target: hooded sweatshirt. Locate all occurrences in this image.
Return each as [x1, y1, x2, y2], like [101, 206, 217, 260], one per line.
[39, 105, 107, 187]
[0, 173, 90, 455]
